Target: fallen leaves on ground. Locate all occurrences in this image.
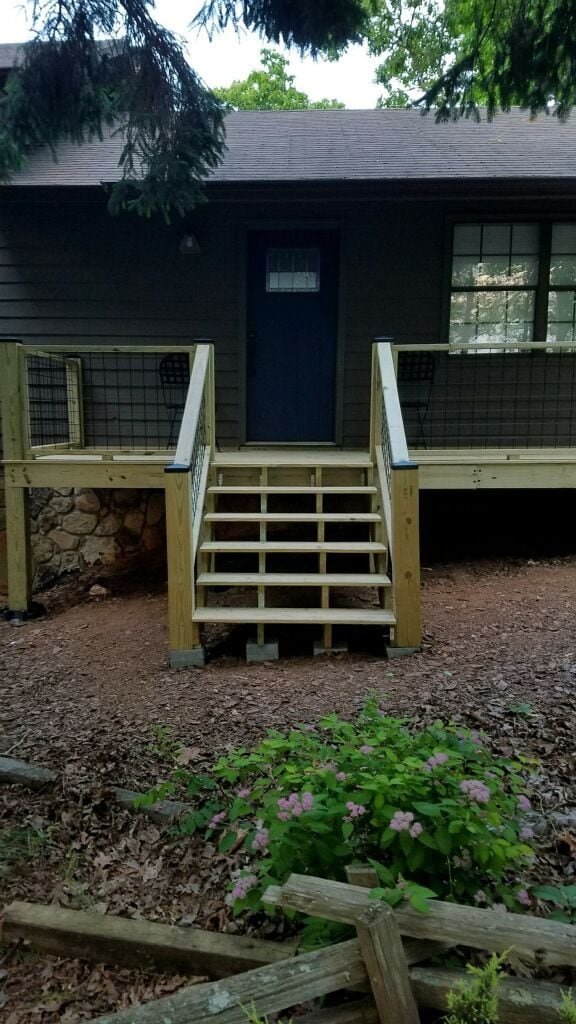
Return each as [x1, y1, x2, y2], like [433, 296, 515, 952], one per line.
[0, 555, 575, 1020]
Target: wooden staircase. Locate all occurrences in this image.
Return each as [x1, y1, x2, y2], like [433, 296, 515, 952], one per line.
[163, 341, 421, 668]
[191, 450, 396, 658]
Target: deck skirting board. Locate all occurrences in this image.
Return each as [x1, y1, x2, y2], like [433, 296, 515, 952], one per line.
[417, 459, 576, 490]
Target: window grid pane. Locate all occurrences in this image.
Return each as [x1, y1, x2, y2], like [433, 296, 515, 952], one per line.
[547, 288, 576, 344]
[450, 222, 539, 348]
[450, 290, 535, 347]
[451, 222, 539, 288]
[266, 248, 320, 292]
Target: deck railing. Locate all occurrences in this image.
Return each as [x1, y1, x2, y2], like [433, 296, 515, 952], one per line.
[370, 340, 421, 651]
[393, 341, 576, 451]
[10, 343, 200, 456]
[164, 344, 215, 666]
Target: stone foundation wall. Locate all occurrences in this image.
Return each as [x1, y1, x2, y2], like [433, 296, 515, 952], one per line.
[30, 487, 166, 590]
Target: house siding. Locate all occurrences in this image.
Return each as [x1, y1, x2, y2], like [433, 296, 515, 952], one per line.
[1, 188, 575, 452]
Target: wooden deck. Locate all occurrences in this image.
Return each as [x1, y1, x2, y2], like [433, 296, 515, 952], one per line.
[7, 338, 576, 666]
[415, 447, 576, 489]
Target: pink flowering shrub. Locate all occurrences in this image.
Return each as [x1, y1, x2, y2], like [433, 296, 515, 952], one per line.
[140, 700, 536, 926]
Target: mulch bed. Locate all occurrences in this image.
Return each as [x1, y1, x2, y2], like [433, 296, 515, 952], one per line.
[0, 555, 575, 1020]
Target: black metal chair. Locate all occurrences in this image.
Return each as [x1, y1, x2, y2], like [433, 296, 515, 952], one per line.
[159, 353, 190, 447]
[397, 350, 436, 448]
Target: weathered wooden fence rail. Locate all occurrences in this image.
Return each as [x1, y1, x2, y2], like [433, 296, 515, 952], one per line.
[2, 871, 575, 1023]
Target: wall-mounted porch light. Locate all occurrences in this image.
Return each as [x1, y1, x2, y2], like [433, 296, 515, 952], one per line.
[179, 233, 202, 255]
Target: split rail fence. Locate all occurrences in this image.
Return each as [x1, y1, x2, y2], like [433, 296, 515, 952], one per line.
[2, 869, 575, 1023]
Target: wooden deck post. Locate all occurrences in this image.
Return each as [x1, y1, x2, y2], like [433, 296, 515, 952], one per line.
[390, 465, 421, 651]
[165, 471, 204, 668]
[0, 342, 33, 614]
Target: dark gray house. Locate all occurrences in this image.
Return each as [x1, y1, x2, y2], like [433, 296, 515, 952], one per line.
[2, 40, 576, 664]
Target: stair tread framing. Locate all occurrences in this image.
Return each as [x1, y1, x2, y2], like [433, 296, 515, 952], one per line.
[197, 572, 391, 587]
[214, 451, 373, 468]
[194, 453, 394, 643]
[208, 485, 377, 494]
[193, 607, 396, 625]
[200, 540, 386, 553]
[205, 512, 380, 522]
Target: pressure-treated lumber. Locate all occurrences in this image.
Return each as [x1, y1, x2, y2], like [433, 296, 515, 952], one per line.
[165, 470, 200, 658]
[200, 541, 387, 554]
[92, 939, 367, 1024]
[208, 486, 378, 494]
[5, 460, 168, 490]
[193, 608, 396, 625]
[354, 904, 420, 1024]
[196, 573, 391, 587]
[390, 466, 421, 649]
[170, 345, 210, 470]
[214, 451, 372, 467]
[1, 902, 295, 978]
[204, 512, 381, 523]
[0, 343, 32, 612]
[265, 875, 576, 967]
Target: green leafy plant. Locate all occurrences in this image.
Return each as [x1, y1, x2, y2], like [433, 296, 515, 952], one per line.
[145, 701, 536, 929]
[147, 723, 181, 763]
[532, 885, 576, 924]
[559, 991, 576, 1023]
[444, 958, 576, 1022]
[444, 952, 506, 1023]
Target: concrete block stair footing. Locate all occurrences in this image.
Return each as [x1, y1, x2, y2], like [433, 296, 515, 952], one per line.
[313, 639, 348, 657]
[169, 647, 206, 669]
[192, 452, 396, 662]
[385, 645, 421, 659]
[246, 637, 280, 663]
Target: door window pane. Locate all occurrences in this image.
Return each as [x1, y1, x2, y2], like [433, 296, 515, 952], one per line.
[266, 248, 320, 292]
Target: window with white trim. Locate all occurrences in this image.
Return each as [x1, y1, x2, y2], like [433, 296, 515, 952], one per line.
[448, 221, 576, 352]
[449, 223, 539, 348]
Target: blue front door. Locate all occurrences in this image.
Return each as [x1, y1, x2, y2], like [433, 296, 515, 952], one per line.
[246, 230, 339, 442]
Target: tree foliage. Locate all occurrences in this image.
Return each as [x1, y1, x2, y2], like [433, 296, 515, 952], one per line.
[3, 0, 576, 220]
[214, 49, 344, 110]
[0, 0, 367, 217]
[0, 1, 228, 219]
[369, 0, 576, 120]
[194, 0, 372, 55]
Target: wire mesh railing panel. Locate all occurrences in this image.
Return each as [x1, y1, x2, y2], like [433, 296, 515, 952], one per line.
[397, 348, 576, 449]
[380, 389, 392, 490]
[24, 348, 193, 452]
[26, 356, 72, 447]
[190, 392, 207, 521]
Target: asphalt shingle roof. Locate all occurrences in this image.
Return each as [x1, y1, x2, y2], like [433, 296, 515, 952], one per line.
[0, 42, 24, 70]
[1, 40, 575, 187]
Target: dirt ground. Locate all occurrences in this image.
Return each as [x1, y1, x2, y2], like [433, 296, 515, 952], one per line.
[0, 556, 575, 1021]
[1, 556, 575, 795]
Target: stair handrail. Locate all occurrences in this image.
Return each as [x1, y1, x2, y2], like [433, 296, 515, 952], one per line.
[166, 342, 215, 473]
[370, 339, 422, 651]
[164, 343, 215, 662]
